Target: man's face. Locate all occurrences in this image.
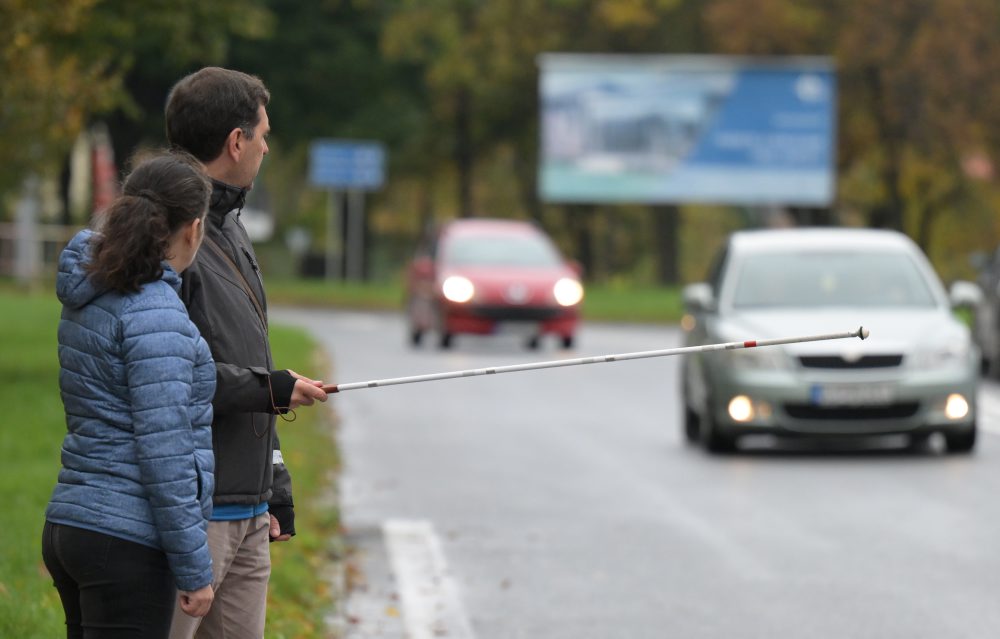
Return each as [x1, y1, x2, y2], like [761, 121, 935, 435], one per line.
[238, 104, 270, 189]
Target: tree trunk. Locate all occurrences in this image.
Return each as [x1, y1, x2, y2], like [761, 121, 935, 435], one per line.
[514, 140, 543, 224]
[454, 88, 474, 217]
[566, 204, 594, 280]
[651, 205, 680, 285]
[865, 66, 905, 231]
[789, 207, 834, 226]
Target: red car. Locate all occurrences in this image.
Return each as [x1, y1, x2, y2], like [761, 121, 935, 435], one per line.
[406, 218, 584, 349]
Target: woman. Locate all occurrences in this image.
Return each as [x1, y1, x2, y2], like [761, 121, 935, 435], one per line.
[42, 151, 216, 638]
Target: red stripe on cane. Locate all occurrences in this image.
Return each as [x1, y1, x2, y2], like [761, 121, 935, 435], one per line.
[743, 340, 757, 348]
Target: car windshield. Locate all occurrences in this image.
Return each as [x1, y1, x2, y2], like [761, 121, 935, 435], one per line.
[444, 234, 563, 267]
[730, 251, 938, 309]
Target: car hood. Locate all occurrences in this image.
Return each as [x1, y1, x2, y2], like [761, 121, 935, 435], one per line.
[713, 308, 972, 356]
[441, 265, 575, 285]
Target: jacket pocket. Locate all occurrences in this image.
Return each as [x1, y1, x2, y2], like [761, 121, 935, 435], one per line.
[194, 453, 214, 520]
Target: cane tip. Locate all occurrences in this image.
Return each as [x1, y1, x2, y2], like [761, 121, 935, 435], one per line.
[857, 326, 870, 340]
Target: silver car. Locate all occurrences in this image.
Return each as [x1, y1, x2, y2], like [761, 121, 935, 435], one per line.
[680, 228, 981, 453]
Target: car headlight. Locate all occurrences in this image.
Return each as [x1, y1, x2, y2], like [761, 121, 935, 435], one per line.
[442, 276, 475, 303]
[908, 342, 970, 370]
[726, 346, 791, 371]
[553, 278, 584, 307]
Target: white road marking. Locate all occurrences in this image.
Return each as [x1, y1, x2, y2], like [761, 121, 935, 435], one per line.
[382, 519, 475, 639]
[978, 383, 1000, 435]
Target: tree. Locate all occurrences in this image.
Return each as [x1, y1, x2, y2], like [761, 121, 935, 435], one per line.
[0, 0, 273, 217]
[704, 0, 1000, 253]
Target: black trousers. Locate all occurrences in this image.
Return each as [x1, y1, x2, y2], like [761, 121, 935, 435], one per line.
[41, 521, 176, 639]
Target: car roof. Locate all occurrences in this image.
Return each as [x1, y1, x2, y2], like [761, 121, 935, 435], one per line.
[440, 218, 542, 238]
[728, 227, 919, 253]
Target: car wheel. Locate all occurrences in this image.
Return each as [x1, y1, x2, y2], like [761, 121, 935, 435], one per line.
[526, 336, 541, 350]
[700, 404, 737, 454]
[991, 354, 1000, 380]
[683, 406, 700, 444]
[561, 335, 575, 349]
[409, 328, 423, 347]
[438, 332, 453, 349]
[944, 425, 977, 453]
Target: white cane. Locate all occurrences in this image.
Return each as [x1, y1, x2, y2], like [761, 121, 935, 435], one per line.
[322, 326, 870, 394]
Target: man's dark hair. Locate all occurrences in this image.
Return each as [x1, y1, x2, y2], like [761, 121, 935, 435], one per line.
[165, 67, 270, 162]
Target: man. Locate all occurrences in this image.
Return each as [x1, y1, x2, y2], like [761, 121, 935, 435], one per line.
[164, 67, 329, 639]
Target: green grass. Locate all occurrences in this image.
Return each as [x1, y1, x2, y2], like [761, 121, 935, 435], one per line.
[0, 289, 340, 638]
[265, 276, 685, 324]
[267, 277, 405, 312]
[0, 291, 66, 638]
[581, 284, 683, 324]
[264, 325, 341, 639]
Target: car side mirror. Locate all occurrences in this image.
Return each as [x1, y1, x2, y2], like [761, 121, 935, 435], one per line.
[949, 280, 982, 309]
[682, 282, 716, 313]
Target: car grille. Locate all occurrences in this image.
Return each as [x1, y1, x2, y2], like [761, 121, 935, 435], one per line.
[470, 305, 563, 321]
[798, 354, 903, 369]
[783, 402, 919, 420]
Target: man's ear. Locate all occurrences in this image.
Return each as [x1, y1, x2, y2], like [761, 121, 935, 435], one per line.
[225, 127, 243, 162]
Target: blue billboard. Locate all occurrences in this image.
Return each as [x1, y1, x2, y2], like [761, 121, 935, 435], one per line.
[538, 55, 836, 205]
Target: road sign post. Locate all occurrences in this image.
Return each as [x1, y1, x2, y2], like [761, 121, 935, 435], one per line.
[309, 140, 386, 281]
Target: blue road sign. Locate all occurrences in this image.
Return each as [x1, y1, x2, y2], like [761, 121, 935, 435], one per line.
[309, 140, 386, 190]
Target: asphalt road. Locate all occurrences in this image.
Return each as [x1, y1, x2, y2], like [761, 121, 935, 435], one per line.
[272, 307, 1000, 639]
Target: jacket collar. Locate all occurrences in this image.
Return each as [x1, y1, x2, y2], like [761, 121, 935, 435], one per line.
[208, 179, 248, 226]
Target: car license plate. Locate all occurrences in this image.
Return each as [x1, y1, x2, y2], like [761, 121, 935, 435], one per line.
[810, 383, 895, 406]
[494, 321, 540, 337]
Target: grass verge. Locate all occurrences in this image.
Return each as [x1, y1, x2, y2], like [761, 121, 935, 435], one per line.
[0, 289, 341, 639]
[265, 277, 684, 324]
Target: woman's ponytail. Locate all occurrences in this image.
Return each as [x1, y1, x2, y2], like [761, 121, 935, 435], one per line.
[87, 151, 211, 292]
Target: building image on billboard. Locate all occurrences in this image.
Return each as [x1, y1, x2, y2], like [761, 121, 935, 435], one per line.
[538, 54, 836, 206]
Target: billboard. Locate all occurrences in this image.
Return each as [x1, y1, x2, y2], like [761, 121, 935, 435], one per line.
[538, 54, 836, 206]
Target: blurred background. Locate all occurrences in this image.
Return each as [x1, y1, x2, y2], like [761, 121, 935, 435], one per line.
[3, 0, 1000, 293]
[7, 3, 1000, 637]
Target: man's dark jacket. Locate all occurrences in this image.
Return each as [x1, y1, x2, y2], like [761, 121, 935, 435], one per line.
[179, 181, 296, 531]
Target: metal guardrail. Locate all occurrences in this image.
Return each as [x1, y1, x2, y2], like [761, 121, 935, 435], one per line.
[0, 223, 82, 280]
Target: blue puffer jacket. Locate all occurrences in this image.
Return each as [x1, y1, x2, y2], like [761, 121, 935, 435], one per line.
[46, 229, 216, 592]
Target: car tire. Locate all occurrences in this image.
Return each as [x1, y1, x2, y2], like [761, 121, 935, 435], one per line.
[683, 406, 700, 444]
[561, 335, 575, 349]
[944, 425, 977, 453]
[410, 328, 423, 347]
[438, 333, 453, 349]
[990, 354, 1000, 380]
[700, 405, 737, 454]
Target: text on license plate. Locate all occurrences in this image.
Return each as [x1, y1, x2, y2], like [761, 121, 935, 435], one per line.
[810, 383, 895, 406]
[493, 321, 540, 336]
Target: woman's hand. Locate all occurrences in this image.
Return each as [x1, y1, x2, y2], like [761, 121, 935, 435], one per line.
[179, 584, 215, 617]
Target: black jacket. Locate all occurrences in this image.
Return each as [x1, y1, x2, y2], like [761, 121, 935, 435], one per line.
[180, 181, 296, 516]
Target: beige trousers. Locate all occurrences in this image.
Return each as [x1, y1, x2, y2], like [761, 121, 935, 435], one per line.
[168, 513, 271, 639]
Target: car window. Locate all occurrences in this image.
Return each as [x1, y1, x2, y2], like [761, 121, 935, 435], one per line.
[707, 244, 730, 296]
[729, 251, 938, 309]
[443, 234, 563, 267]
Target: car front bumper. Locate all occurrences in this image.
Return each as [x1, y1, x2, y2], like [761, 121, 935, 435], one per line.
[442, 302, 578, 337]
[705, 364, 978, 437]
